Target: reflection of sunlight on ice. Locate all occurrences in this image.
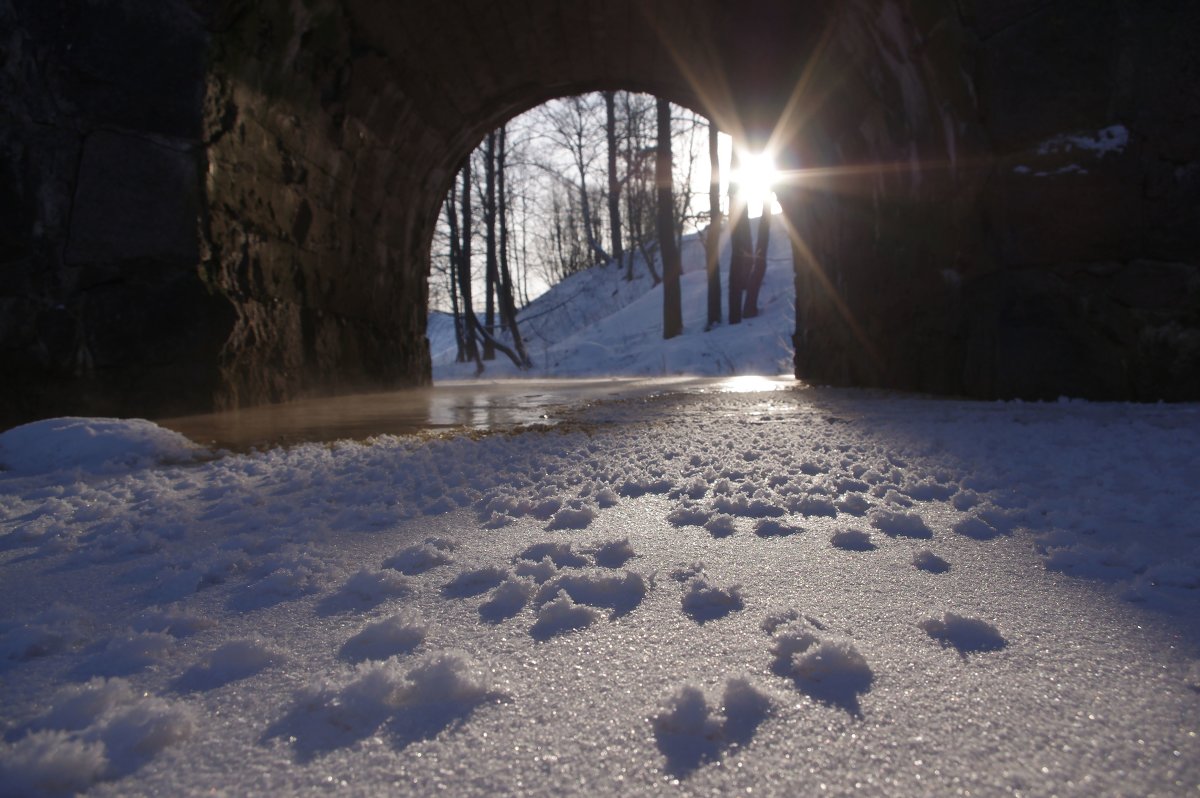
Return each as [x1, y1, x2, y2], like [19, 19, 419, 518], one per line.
[715, 375, 790, 393]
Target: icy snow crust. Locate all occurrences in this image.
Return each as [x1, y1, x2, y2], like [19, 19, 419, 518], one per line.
[1, 391, 1198, 796]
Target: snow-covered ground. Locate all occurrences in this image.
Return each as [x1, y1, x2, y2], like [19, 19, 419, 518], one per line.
[2, 387, 1198, 796]
[430, 219, 796, 380]
[2, 224, 1198, 795]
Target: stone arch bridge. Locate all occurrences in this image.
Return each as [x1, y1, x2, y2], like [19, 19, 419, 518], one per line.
[2, 0, 1197, 426]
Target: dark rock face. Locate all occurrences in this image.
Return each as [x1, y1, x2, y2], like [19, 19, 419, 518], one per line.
[0, 0, 232, 424]
[784, 0, 1199, 401]
[1, 0, 1197, 428]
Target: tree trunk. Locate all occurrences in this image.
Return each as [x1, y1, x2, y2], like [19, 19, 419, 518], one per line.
[656, 98, 682, 340]
[705, 118, 722, 329]
[743, 203, 773, 318]
[482, 133, 498, 360]
[727, 149, 752, 325]
[457, 163, 481, 366]
[496, 125, 531, 368]
[604, 90, 624, 273]
[444, 189, 466, 361]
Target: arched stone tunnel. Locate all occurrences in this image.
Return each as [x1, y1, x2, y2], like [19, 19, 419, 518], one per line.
[2, 0, 1198, 426]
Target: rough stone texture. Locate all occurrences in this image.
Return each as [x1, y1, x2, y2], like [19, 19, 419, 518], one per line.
[0, 0, 233, 424]
[2, 0, 1198, 426]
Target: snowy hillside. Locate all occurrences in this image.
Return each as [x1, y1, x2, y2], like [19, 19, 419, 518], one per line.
[430, 220, 795, 379]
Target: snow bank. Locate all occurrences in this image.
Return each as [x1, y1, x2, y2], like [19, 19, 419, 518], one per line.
[0, 418, 207, 475]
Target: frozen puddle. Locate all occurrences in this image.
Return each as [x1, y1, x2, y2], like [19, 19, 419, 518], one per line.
[0, 387, 1198, 796]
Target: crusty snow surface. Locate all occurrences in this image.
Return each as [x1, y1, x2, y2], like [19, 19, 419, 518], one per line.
[1, 388, 1198, 796]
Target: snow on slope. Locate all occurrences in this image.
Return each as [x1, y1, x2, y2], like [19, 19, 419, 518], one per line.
[431, 220, 795, 379]
[1, 390, 1198, 796]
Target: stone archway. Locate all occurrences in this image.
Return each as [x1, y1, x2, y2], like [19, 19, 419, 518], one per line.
[2, 0, 1197, 426]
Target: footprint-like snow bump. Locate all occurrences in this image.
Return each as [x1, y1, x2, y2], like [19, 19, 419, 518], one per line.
[703, 515, 738, 538]
[754, 519, 804, 538]
[176, 640, 284, 690]
[383, 544, 452, 575]
[273, 651, 503, 756]
[681, 574, 744, 623]
[835, 494, 871, 516]
[667, 504, 712, 528]
[443, 566, 510, 598]
[546, 504, 597, 531]
[7, 679, 194, 791]
[830, 529, 875, 551]
[953, 516, 1001, 540]
[513, 557, 559, 583]
[74, 632, 174, 678]
[920, 613, 1007, 655]
[517, 542, 588, 568]
[339, 611, 427, 663]
[871, 510, 933, 539]
[530, 591, 602, 639]
[534, 570, 647, 617]
[132, 607, 215, 638]
[789, 496, 838, 518]
[769, 623, 872, 715]
[650, 677, 773, 776]
[913, 550, 951, 573]
[592, 539, 636, 568]
[480, 577, 535, 623]
[317, 570, 412, 614]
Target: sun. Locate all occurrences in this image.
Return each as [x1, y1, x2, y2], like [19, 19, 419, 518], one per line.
[732, 150, 782, 217]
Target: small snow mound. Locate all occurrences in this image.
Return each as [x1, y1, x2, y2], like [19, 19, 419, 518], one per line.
[835, 494, 871, 516]
[753, 519, 804, 538]
[953, 516, 1001, 540]
[513, 557, 559, 583]
[667, 503, 712, 528]
[78, 632, 174, 678]
[530, 590, 602, 639]
[769, 624, 872, 713]
[913, 550, 951, 573]
[681, 572, 744, 623]
[517, 542, 588, 568]
[383, 543, 452, 575]
[871, 510, 933, 539]
[592, 538, 636, 568]
[131, 607, 215, 638]
[401, 650, 499, 706]
[545, 504, 597, 531]
[443, 566, 510, 598]
[341, 569, 414, 602]
[340, 611, 427, 663]
[480, 577, 535, 623]
[535, 570, 647, 617]
[703, 514, 738, 538]
[0, 730, 108, 797]
[0, 417, 208, 475]
[831, 529, 875, 551]
[176, 640, 283, 690]
[8, 679, 194, 789]
[921, 612, 1007, 655]
[790, 496, 838, 518]
[650, 677, 773, 775]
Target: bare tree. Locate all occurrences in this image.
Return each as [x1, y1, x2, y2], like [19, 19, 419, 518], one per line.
[604, 91, 623, 272]
[455, 162, 481, 366]
[537, 95, 609, 266]
[657, 98, 682, 339]
[497, 125, 532, 368]
[727, 149, 753, 325]
[743, 201, 773, 318]
[705, 118, 722, 329]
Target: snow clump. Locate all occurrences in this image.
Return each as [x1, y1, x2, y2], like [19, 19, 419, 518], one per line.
[0, 417, 208, 475]
[340, 612, 427, 663]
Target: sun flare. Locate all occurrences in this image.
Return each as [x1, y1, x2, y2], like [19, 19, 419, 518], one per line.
[732, 150, 781, 217]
